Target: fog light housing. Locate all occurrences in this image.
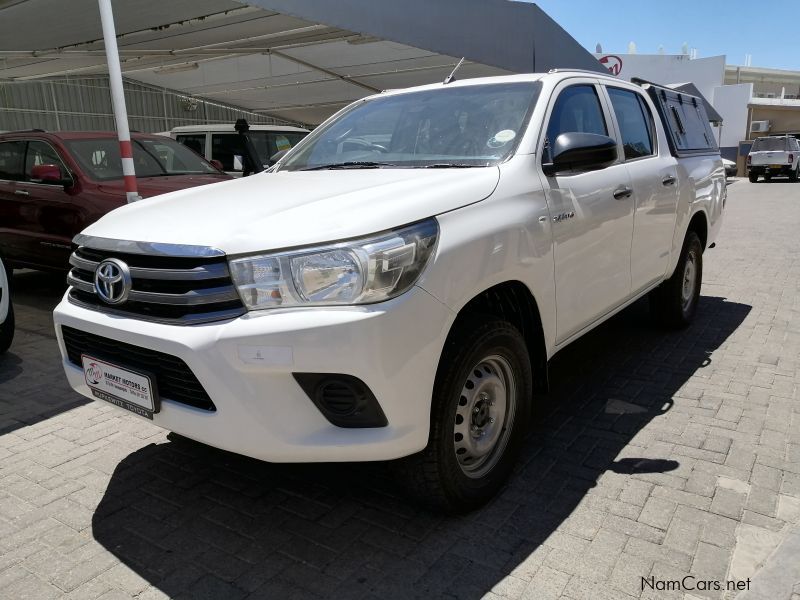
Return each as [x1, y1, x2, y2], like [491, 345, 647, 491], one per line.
[292, 373, 388, 428]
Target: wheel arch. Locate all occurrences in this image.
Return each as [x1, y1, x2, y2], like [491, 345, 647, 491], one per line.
[440, 280, 549, 393]
[687, 209, 709, 251]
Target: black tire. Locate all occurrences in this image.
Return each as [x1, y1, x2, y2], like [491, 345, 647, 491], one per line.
[398, 317, 532, 513]
[0, 302, 14, 354]
[790, 166, 799, 182]
[650, 231, 703, 329]
[764, 173, 772, 182]
[748, 172, 758, 183]
[0, 257, 13, 354]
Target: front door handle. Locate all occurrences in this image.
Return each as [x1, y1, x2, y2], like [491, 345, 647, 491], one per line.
[662, 175, 677, 186]
[613, 186, 633, 200]
[14, 190, 29, 196]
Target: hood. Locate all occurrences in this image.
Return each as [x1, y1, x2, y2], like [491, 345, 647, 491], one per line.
[80, 167, 500, 255]
[96, 174, 231, 198]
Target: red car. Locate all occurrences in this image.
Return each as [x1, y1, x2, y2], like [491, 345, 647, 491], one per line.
[0, 131, 231, 271]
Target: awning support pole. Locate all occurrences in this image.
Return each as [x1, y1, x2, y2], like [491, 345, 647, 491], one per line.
[98, 0, 140, 203]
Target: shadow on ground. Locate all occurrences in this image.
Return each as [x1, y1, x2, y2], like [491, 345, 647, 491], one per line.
[0, 270, 88, 435]
[91, 294, 751, 599]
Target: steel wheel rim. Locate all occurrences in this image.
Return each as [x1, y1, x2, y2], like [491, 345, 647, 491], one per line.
[453, 355, 516, 479]
[681, 250, 698, 310]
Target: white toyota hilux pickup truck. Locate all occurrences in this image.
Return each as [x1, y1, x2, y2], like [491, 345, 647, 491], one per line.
[54, 71, 724, 511]
[746, 135, 800, 182]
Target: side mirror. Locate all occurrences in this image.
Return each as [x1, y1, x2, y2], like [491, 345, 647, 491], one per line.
[30, 164, 71, 186]
[209, 159, 224, 171]
[543, 133, 618, 176]
[269, 149, 288, 165]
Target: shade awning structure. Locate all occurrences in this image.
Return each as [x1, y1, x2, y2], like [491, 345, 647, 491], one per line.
[0, 0, 604, 125]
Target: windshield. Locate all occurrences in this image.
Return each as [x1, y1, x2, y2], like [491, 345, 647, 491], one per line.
[751, 137, 788, 152]
[279, 82, 541, 171]
[66, 137, 219, 181]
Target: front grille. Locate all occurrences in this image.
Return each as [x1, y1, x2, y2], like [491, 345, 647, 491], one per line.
[61, 326, 215, 411]
[67, 246, 245, 325]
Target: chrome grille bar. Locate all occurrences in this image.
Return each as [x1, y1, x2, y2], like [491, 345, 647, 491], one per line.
[69, 254, 229, 281]
[128, 287, 240, 306]
[66, 244, 245, 325]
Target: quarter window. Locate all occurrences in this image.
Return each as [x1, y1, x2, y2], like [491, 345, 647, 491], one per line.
[607, 88, 655, 160]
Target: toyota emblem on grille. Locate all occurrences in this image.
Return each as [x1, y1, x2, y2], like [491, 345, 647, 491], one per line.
[94, 258, 132, 305]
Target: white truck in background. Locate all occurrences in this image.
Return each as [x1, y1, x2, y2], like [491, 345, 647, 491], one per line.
[747, 135, 800, 182]
[54, 70, 724, 512]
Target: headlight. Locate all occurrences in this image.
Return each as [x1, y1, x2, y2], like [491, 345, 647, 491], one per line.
[229, 219, 438, 310]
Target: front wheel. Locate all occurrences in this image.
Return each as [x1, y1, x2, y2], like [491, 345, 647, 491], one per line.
[650, 231, 703, 329]
[748, 172, 759, 183]
[399, 318, 532, 513]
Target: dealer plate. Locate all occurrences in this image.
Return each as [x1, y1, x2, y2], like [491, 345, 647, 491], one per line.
[81, 355, 158, 419]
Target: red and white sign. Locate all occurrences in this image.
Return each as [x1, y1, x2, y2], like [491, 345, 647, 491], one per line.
[599, 55, 623, 76]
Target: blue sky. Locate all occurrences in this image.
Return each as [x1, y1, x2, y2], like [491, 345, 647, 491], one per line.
[532, 0, 799, 71]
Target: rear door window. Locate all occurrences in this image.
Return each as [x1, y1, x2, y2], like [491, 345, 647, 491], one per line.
[0, 141, 25, 181]
[606, 88, 655, 160]
[211, 134, 247, 172]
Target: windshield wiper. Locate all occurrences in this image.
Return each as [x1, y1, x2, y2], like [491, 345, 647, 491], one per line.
[421, 163, 486, 168]
[299, 161, 398, 171]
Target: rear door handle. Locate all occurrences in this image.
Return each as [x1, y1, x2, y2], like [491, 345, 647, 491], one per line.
[662, 175, 676, 186]
[613, 186, 633, 200]
[14, 190, 29, 196]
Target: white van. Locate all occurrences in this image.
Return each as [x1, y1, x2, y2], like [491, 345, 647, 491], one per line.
[170, 124, 310, 176]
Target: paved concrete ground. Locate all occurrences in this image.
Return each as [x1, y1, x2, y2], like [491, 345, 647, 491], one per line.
[0, 179, 799, 600]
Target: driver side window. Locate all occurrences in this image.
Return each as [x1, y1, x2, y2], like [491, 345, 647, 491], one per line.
[25, 141, 68, 181]
[545, 85, 608, 161]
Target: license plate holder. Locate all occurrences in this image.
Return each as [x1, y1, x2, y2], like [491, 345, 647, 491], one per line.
[82, 355, 159, 419]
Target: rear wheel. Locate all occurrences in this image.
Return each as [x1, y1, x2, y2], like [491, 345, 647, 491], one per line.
[764, 173, 772, 182]
[400, 317, 532, 513]
[650, 231, 703, 329]
[748, 172, 759, 183]
[790, 166, 799, 182]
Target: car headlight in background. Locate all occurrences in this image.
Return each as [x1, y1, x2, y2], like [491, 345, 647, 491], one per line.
[229, 218, 439, 310]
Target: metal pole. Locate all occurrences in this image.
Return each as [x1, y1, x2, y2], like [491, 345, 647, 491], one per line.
[98, 0, 140, 203]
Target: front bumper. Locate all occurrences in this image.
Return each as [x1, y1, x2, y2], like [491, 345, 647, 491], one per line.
[53, 286, 453, 462]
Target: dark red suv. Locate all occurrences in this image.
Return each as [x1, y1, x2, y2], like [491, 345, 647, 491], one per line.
[0, 131, 231, 271]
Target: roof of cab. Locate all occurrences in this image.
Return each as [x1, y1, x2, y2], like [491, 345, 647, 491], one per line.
[374, 70, 621, 100]
[169, 124, 310, 134]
